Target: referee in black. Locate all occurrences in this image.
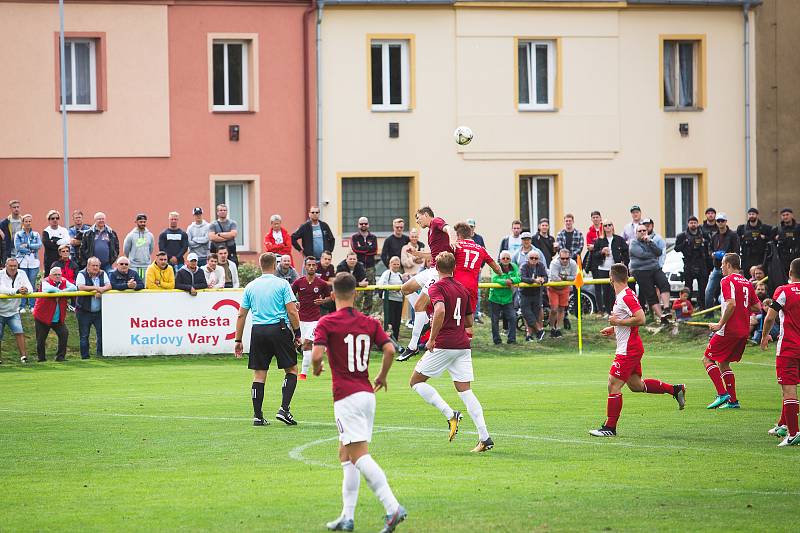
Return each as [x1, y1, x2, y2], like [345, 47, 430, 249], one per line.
[234, 253, 302, 426]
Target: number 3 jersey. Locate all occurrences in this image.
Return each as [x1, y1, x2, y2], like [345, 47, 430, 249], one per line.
[427, 277, 472, 350]
[716, 272, 759, 338]
[314, 307, 391, 401]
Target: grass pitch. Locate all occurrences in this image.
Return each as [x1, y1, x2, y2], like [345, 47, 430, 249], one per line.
[1, 317, 798, 532]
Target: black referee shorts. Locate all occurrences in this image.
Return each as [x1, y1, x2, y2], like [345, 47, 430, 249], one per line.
[248, 323, 297, 371]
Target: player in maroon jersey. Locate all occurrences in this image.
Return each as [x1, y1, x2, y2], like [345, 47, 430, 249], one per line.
[761, 257, 800, 446]
[590, 263, 686, 437]
[311, 272, 406, 532]
[410, 206, 458, 267]
[408, 251, 494, 452]
[291, 257, 332, 380]
[702, 253, 761, 409]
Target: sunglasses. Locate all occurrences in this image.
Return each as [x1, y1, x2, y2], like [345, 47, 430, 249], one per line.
[49, 216, 60, 220]
[310, 211, 320, 214]
[529, 257, 539, 261]
[359, 223, 369, 225]
[603, 223, 613, 227]
[118, 262, 130, 266]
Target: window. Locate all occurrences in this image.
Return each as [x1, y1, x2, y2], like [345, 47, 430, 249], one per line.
[519, 175, 555, 232]
[517, 40, 556, 111]
[370, 39, 410, 111]
[341, 177, 411, 236]
[664, 174, 698, 239]
[60, 39, 97, 111]
[213, 41, 249, 111]
[663, 39, 703, 110]
[215, 182, 249, 249]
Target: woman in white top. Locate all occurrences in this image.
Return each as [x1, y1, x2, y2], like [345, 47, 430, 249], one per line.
[378, 256, 407, 341]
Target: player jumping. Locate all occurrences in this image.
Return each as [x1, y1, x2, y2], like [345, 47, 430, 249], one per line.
[760, 257, 800, 447]
[312, 272, 407, 532]
[409, 251, 494, 452]
[452, 222, 501, 335]
[702, 253, 761, 409]
[291, 256, 332, 380]
[590, 263, 686, 437]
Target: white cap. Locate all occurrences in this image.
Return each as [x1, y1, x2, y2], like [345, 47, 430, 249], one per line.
[187, 252, 199, 262]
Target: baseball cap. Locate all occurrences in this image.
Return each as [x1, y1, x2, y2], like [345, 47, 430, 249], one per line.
[193, 207, 203, 215]
[747, 207, 759, 215]
[520, 231, 532, 239]
[705, 207, 717, 214]
[630, 205, 641, 212]
[642, 218, 653, 225]
[688, 215, 699, 222]
[715, 212, 728, 221]
[135, 213, 147, 221]
[187, 252, 199, 262]
[781, 207, 794, 214]
[467, 218, 476, 227]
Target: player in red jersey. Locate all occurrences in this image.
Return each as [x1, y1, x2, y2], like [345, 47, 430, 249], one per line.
[291, 257, 332, 380]
[702, 253, 761, 409]
[312, 272, 407, 532]
[590, 263, 686, 437]
[452, 222, 501, 319]
[761, 257, 800, 446]
[408, 251, 494, 452]
[410, 206, 458, 267]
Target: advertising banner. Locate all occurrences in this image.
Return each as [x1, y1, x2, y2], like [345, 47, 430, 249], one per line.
[101, 291, 252, 356]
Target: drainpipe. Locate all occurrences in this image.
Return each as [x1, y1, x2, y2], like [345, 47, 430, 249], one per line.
[743, 2, 752, 210]
[316, 1, 324, 212]
[303, 0, 318, 213]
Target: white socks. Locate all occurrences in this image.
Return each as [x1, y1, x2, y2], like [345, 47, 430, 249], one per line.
[459, 389, 489, 441]
[412, 382, 455, 419]
[408, 310, 429, 350]
[301, 350, 312, 375]
[355, 454, 399, 515]
[340, 461, 360, 520]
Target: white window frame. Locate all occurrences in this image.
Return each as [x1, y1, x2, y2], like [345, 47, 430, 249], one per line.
[61, 39, 97, 111]
[518, 40, 556, 111]
[371, 40, 410, 112]
[664, 174, 699, 240]
[663, 40, 699, 110]
[213, 40, 249, 112]
[216, 181, 250, 251]
[522, 175, 555, 230]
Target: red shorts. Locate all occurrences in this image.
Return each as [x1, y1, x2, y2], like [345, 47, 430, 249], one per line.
[548, 287, 570, 308]
[704, 334, 747, 363]
[777, 356, 800, 386]
[609, 354, 642, 382]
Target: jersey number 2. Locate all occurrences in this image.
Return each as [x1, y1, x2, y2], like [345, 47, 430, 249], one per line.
[344, 333, 370, 372]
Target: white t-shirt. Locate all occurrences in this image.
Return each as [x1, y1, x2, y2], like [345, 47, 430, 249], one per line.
[272, 230, 284, 245]
[203, 265, 226, 288]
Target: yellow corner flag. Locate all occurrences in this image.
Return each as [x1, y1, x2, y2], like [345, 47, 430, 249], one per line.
[575, 254, 584, 354]
[574, 254, 585, 289]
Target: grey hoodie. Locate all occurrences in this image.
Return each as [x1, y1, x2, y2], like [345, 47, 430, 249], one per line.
[629, 238, 662, 271]
[123, 228, 155, 270]
[187, 220, 211, 258]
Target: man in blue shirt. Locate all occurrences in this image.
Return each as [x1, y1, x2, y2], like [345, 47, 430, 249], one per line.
[234, 253, 302, 426]
[76, 257, 112, 359]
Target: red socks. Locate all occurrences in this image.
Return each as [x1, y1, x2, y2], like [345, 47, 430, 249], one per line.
[783, 399, 799, 436]
[705, 363, 727, 395]
[721, 371, 737, 402]
[605, 393, 622, 428]
[643, 379, 674, 394]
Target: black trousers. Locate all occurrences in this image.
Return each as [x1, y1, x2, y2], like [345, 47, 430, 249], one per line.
[383, 299, 403, 341]
[683, 265, 709, 310]
[35, 319, 68, 360]
[595, 269, 613, 314]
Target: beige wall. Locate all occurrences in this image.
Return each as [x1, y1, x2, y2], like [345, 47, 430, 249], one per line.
[0, 2, 170, 158]
[322, 5, 755, 256]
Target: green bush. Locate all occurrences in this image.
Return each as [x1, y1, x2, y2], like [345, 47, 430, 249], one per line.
[237, 262, 261, 287]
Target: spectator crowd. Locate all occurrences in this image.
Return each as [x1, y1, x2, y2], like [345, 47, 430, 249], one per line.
[0, 197, 798, 362]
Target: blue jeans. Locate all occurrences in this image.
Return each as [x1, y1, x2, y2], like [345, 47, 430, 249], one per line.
[76, 309, 102, 358]
[705, 267, 723, 309]
[21, 267, 39, 309]
[491, 301, 516, 344]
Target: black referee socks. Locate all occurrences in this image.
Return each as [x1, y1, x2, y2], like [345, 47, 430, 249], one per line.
[281, 373, 298, 411]
[252, 382, 265, 418]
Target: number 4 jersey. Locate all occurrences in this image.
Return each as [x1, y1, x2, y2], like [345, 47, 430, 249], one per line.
[314, 307, 392, 401]
[427, 277, 472, 350]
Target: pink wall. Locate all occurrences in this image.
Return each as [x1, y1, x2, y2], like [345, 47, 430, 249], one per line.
[0, 1, 315, 264]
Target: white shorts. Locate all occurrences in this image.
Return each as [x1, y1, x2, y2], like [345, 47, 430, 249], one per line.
[414, 348, 474, 382]
[334, 391, 376, 445]
[413, 268, 439, 296]
[299, 321, 318, 342]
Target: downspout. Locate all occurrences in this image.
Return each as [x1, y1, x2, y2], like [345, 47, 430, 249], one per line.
[303, 0, 318, 212]
[743, 1, 752, 210]
[316, 1, 324, 211]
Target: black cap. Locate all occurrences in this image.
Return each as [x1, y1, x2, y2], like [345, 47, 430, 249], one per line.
[688, 215, 698, 222]
[193, 207, 203, 215]
[630, 205, 641, 212]
[135, 213, 147, 221]
[747, 207, 759, 215]
[705, 207, 716, 214]
[781, 207, 794, 214]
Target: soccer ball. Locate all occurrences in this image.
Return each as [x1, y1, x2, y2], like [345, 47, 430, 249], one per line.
[454, 126, 473, 146]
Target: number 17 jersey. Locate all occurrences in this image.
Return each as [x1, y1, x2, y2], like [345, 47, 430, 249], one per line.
[314, 307, 391, 401]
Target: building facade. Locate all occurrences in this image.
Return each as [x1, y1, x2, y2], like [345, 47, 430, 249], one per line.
[0, 0, 316, 263]
[320, 0, 758, 257]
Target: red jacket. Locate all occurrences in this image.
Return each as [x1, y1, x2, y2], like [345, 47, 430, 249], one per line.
[264, 228, 294, 265]
[33, 277, 70, 325]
